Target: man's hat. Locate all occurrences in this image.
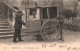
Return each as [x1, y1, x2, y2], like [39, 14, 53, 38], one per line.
[17, 11, 23, 16]
[13, 6, 19, 10]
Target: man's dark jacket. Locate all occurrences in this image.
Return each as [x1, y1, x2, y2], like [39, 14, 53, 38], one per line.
[14, 13, 26, 29]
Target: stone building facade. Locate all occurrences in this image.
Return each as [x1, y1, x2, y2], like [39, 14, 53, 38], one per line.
[0, 0, 79, 28]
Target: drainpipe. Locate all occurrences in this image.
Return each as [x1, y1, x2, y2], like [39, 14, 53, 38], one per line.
[8, 7, 9, 21]
[3, 1, 4, 20]
[25, 0, 27, 22]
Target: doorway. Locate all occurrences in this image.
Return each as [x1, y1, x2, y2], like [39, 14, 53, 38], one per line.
[0, 2, 4, 20]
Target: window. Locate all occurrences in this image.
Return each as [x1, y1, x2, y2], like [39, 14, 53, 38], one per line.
[42, 8, 48, 19]
[27, 8, 40, 21]
[49, 7, 57, 18]
[30, 8, 36, 15]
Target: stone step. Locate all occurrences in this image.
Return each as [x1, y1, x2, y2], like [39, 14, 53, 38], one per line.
[0, 33, 27, 38]
[0, 20, 28, 38]
[0, 22, 6, 23]
[0, 21, 6, 23]
[0, 23, 8, 25]
[0, 32, 14, 35]
[0, 26, 10, 29]
[0, 26, 10, 28]
[0, 31, 14, 34]
[0, 30, 28, 35]
[0, 29, 14, 32]
[0, 35, 14, 38]
[0, 20, 16, 38]
[0, 30, 26, 35]
[0, 29, 14, 30]
[0, 26, 10, 27]
[0, 24, 9, 26]
[0, 21, 6, 22]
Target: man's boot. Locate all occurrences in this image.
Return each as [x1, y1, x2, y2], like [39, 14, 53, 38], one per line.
[18, 35, 24, 42]
[59, 34, 64, 41]
[13, 35, 17, 43]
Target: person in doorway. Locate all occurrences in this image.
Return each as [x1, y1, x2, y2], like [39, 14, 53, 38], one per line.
[57, 12, 64, 41]
[13, 7, 26, 43]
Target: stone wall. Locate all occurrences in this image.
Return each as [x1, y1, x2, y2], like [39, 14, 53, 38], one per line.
[4, 0, 78, 10]
[63, 0, 78, 10]
[2, 0, 79, 27]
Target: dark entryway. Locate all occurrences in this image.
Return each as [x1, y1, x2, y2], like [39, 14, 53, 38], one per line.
[0, 2, 4, 20]
[0, 2, 13, 21]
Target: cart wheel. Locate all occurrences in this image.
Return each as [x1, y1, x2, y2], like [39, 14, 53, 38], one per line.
[41, 20, 60, 42]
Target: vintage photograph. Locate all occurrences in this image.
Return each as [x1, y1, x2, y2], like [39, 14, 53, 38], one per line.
[0, 0, 80, 51]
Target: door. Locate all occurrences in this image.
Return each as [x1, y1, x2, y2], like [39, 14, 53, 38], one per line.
[26, 8, 41, 32]
[0, 2, 3, 20]
[41, 7, 49, 24]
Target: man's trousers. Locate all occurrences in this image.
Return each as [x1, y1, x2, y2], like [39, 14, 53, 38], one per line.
[13, 28, 22, 41]
[59, 22, 63, 39]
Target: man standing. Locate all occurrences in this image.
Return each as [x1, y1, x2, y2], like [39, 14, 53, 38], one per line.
[57, 12, 64, 41]
[13, 7, 26, 42]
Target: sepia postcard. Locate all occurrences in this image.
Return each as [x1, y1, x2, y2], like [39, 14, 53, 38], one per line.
[0, 0, 80, 51]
